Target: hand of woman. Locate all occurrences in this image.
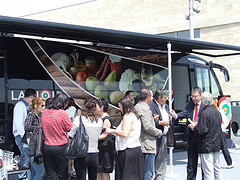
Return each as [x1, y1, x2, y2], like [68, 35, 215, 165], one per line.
[104, 126, 113, 134]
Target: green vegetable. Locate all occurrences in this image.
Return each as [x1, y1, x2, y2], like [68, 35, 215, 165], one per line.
[119, 69, 140, 92]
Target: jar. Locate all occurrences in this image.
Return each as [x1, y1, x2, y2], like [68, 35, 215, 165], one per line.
[85, 56, 98, 77]
[109, 55, 122, 78]
[0, 149, 2, 167]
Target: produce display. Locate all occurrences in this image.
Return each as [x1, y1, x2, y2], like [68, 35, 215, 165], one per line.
[50, 48, 167, 106]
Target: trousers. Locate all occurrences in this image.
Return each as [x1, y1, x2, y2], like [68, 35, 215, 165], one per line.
[154, 136, 167, 180]
[200, 151, 223, 180]
[43, 144, 69, 180]
[15, 135, 30, 180]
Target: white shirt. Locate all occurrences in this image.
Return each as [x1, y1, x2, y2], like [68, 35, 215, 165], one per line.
[69, 116, 103, 153]
[65, 106, 77, 121]
[12, 101, 28, 137]
[115, 112, 141, 151]
[157, 102, 169, 134]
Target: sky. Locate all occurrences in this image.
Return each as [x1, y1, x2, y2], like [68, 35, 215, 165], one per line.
[0, 0, 91, 17]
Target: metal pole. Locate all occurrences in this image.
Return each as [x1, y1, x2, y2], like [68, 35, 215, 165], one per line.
[189, 0, 194, 39]
[169, 147, 174, 173]
[167, 42, 172, 111]
[165, 42, 178, 178]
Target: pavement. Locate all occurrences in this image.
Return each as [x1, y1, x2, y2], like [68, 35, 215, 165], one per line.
[165, 142, 240, 180]
[9, 142, 240, 180]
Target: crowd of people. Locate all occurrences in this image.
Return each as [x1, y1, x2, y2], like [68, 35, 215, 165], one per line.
[12, 87, 234, 180]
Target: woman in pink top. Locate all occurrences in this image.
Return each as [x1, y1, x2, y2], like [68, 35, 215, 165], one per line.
[42, 92, 72, 180]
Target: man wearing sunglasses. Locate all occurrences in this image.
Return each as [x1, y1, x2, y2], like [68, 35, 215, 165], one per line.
[170, 87, 203, 180]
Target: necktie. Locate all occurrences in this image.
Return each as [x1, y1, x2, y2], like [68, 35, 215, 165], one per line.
[194, 103, 199, 123]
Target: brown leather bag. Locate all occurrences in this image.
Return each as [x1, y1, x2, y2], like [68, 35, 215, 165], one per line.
[167, 125, 175, 147]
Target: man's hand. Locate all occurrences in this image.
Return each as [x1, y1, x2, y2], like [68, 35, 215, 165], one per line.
[188, 122, 197, 131]
[159, 120, 170, 126]
[170, 110, 177, 119]
[153, 114, 159, 121]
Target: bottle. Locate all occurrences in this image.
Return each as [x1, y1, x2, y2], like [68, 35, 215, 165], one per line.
[85, 56, 98, 77]
[109, 55, 122, 79]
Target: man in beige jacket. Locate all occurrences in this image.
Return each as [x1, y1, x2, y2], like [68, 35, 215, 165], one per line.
[135, 89, 163, 180]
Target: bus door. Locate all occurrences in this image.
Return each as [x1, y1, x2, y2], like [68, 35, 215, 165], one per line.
[172, 65, 190, 111]
[0, 50, 10, 151]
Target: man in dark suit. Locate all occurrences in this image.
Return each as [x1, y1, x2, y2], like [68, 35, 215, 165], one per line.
[149, 89, 170, 180]
[170, 87, 203, 180]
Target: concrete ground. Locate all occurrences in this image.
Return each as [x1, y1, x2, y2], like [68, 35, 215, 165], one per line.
[9, 142, 239, 180]
[165, 144, 239, 180]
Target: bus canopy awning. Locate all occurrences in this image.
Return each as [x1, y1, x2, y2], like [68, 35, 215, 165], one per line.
[1, 15, 240, 57]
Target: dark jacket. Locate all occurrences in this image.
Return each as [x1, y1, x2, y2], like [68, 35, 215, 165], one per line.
[177, 101, 203, 140]
[24, 111, 41, 157]
[149, 99, 170, 132]
[194, 105, 222, 153]
[149, 99, 171, 147]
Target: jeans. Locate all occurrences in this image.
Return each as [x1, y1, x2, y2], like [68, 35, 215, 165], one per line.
[43, 144, 69, 180]
[200, 151, 223, 180]
[30, 156, 45, 180]
[15, 135, 30, 180]
[74, 153, 98, 180]
[143, 153, 155, 180]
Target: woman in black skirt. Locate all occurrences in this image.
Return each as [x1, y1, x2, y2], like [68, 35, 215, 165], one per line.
[105, 97, 144, 180]
[96, 98, 115, 180]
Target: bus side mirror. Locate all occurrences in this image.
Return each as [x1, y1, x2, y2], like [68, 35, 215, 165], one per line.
[208, 61, 230, 82]
[223, 69, 230, 82]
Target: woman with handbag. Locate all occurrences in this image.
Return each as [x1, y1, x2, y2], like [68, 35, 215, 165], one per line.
[24, 97, 46, 180]
[68, 97, 103, 180]
[41, 92, 73, 180]
[105, 97, 144, 180]
[96, 98, 115, 180]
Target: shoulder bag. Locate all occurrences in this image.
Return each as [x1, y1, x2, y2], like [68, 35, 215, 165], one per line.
[65, 116, 89, 159]
[167, 124, 175, 147]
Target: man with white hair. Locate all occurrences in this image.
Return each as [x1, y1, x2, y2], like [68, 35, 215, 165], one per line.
[189, 92, 223, 180]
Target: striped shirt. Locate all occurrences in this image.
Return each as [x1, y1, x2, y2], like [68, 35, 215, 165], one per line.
[42, 109, 72, 146]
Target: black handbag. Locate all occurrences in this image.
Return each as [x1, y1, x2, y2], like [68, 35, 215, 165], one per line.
[35, 127, 44, 157]
[65, 116, 89, 159]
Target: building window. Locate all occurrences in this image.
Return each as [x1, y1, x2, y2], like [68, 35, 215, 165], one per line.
[159, 29, 200, 39]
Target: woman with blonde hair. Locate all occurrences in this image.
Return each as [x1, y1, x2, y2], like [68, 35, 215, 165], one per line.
[24, 97, 46, 180]
[213, 99, 234, 168]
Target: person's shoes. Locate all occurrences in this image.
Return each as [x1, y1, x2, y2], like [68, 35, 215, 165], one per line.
[70, 171, 77, 177]
[227, 162, 235, 169]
